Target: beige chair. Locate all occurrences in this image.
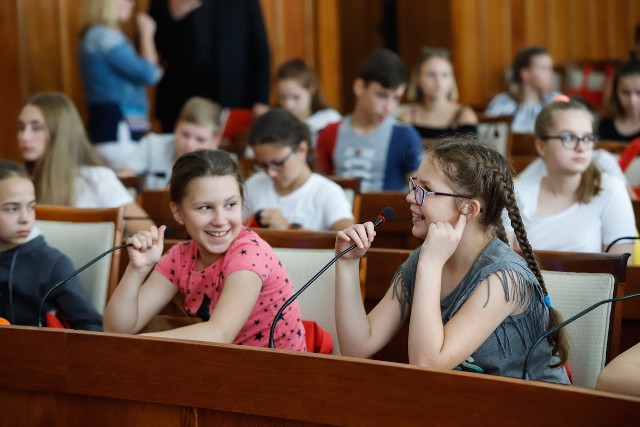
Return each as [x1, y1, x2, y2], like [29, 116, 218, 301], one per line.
[35, 205, 125, 314]
[477, 114, 513, 157]
[272, 247, 340, 355]
[542, 271, 616, 389]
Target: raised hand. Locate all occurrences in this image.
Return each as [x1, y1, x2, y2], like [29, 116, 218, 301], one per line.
[254, 208, 290, 230]
[136, 12, 157, 40]
[126, 225, 166, 270]
[168, 0, 203, 21]
[335, 222, 376, 260]
[420, 212, 466, 266]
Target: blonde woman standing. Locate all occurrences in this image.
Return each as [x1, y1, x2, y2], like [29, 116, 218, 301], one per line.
[79, 0, 163, 169]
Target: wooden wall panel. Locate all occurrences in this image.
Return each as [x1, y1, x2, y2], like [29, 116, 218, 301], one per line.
[396, 0, 452, 73]
[19, 0, 64, 95]
[2, 0, 640, 161]
[0, 1, 23, 162]
[449, 0, 481, 106]
[338, 0, 385, 113]
[260, 0, 342, 111]
[547, 0, 569, 65]
[446, 0, 640, 107]
[313, 0, 342, 112]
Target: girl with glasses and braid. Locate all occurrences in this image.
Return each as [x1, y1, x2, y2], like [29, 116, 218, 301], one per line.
[508, 100, 636, 258]
[334, 137, 570, 383]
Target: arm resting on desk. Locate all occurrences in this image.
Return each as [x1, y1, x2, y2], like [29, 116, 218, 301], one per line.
[597, 342, 640, 397]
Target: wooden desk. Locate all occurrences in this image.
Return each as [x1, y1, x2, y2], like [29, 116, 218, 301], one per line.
[0, 326, 638, 426]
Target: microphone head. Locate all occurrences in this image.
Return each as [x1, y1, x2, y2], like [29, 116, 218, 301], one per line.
[380, 207, 394, 222]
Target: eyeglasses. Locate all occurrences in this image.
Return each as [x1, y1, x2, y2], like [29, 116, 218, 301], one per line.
[409, 177, 473, 206]
[253, 150, 295, 173]
[540, 134, 599, 150]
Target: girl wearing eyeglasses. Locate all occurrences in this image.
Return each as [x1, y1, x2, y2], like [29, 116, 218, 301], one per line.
[334, 138, 570, 383]
[511, 100, 636, 258]
[243, 109, 354, 231]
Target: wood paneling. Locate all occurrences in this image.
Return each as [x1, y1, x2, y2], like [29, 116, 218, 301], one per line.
[313, 0, 342, 112]
[261, 0, 342, 113]
[396, 0, 452, 73]
[445, 0, 640, 107]
[0, 0, 23, 162]
[2, 0, 640, 161]
[337, 0, 385, 113]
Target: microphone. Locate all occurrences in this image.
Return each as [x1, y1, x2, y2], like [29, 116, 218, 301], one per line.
[37, 243, 133, 328]
[268, 207, 394, 349]
[522, 291, 640, 380]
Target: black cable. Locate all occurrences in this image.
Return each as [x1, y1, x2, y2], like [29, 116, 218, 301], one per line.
[268, 207, 394, 348]
[605, 236, 640, 253]
[522, 291, 640, 380]
[37, 243, 133, 327]
[268, 244, 357, 349]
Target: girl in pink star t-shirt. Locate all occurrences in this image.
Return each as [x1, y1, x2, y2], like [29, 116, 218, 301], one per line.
[104, 149, 306, 350]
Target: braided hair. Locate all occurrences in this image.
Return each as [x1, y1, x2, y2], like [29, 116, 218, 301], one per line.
[427, 137, 569, 365]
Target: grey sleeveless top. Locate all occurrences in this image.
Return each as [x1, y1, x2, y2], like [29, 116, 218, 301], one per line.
[393, 237, 570, 384]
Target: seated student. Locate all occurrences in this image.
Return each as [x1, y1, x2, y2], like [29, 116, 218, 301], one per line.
[334, 138, 569, 383]
[485, 46, 560, 134]
[120, 97, 222, 189]
[104, 150, 306, 350]
[596, 342, 640, 397]
[519, 95, 637, 201]
[17, 92, 154, 235]
[244, 109, 354, 231]
[599, 61, 640, 142]
[397, 48, 477, 140]
[315, 48, 423, 192]
[276, 58, 342, 146]
[507, 99, 636, 258]
[0, 160, 102, 330]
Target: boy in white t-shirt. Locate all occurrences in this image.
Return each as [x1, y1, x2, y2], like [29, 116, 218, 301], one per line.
[119, 97, 222, 189]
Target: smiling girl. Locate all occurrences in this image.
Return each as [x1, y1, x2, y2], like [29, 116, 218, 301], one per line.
[333, 138, 569, 382]
[103, 149, 306, 350]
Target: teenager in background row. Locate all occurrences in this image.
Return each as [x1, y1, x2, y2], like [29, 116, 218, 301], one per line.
[485, 46, 560, 134]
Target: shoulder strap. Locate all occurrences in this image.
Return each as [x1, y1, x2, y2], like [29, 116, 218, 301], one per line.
[411, 104, 418, 123]
[450, 106, 465, 128]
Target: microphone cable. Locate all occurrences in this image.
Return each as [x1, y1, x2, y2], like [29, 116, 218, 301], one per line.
[268, 207, 394, 349]
[37, 243, 133, 327]
[522, 291, 640, 380]
[605, 236, 640, 253]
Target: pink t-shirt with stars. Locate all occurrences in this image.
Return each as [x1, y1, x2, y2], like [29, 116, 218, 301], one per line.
[156, 228, 306, 351]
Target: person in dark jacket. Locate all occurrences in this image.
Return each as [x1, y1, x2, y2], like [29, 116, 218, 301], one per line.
[0, 160, 102, 330]
[150, 0, 271, 132]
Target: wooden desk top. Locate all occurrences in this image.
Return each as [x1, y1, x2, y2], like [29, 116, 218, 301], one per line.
[0, 326, 638, 426]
